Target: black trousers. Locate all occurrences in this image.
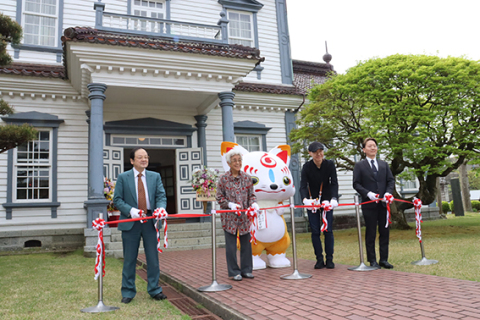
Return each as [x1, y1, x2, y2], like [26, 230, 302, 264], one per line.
[307, 209, 334, 261]
[224, 230, 253, 277]
[362, 203, 389, 263]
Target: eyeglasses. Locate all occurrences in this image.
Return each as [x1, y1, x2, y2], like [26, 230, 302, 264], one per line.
[230, 159, 242, 164]
[135, 156, 150, 160]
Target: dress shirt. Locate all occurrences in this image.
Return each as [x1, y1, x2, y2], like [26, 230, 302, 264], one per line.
[367, 156, 378, 172]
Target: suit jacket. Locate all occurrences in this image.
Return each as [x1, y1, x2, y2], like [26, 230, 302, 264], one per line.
[113, 169, 167, 231]
[353, 159, 394, 209]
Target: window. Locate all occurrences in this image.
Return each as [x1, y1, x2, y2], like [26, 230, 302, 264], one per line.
[133, 0, 166, 32]
[228, 11, 253, 47]
[236, 135, 261, 152]
[23, 0, 58, 47]
[15, 130, 52, 201]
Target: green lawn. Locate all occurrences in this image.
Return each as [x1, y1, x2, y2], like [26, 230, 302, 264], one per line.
[288, 212, 480, 282]
[0, 250, 190, 320]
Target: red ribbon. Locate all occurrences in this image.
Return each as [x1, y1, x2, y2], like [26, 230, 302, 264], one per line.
[153, 208, 168, 253]
[92, 218, 106, 280]
[384, 194, 394, 228]
[320, 201, 333, 232]
[413, 198, 423, 242]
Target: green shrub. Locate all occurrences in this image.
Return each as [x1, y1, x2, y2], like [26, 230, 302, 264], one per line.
[449, 200, 455, 213]
[441, 201, 450, 213]
[472, 200, 480, 212]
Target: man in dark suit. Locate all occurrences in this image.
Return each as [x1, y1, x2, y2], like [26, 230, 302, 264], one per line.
[113, 147, 167, 303]
[353, 138, 395, 269]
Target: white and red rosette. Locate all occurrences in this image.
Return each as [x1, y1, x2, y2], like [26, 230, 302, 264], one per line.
[413, 197, 423, 242]
[92, 218, 106, 280]
[153, 208, 168, 253]
[139, 209, 147, 224]
[246, 205, 258, 244]
[320, 201, 332, 232]
[384, 194, 394, 228]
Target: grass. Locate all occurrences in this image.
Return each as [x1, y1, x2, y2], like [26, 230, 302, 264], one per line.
[0, 249, 190, 320]
[288, 212, 480, 282]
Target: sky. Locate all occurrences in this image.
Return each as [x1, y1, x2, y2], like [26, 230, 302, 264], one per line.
[287, 0, 480, 74]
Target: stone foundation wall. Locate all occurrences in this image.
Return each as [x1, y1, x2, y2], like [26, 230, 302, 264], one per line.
[0, 229, 84, 254]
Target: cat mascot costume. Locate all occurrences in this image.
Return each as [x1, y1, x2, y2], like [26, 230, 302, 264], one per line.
[221, 142, 295, 269]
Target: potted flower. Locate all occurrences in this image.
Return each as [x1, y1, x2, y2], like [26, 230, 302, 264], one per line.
[104, 177, 120, 227]
[190, 167, 219, 202]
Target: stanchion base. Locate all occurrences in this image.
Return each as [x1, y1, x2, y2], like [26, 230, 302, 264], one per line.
[411, 257, 438, 265]
[280, 270, 312, 280]
[348, 262, 378, 271]
[198, 280, 232, 292]
[80, 301, 119, 313]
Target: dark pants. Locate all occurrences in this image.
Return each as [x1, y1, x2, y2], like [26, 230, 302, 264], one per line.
[224, 230, 253, 277]
[307, 209, 334, 261]
[362, 203, 389, 263]
[121, 218, 162, 298]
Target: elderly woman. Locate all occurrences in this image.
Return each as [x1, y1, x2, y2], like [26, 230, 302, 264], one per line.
[216, 149, 259, 281]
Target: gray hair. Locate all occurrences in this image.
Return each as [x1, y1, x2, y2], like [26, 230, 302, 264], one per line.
[225, 149, 243, 164]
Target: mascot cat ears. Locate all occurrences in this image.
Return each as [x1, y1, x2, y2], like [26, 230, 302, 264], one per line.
[220, 141, 291, 172]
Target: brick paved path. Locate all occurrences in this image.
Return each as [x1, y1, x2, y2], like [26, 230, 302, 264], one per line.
[140, 249, 480, 320]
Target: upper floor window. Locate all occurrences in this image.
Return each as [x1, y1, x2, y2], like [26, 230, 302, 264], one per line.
[14, 130, 52, 201]
[23, 0, 58, 47]
[236, 135, 261, 152]
[228, 11, 253, 47]
[133, 0, 165, 32]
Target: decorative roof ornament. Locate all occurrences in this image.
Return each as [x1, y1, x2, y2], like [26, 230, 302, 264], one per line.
[323, 41, 332, 64]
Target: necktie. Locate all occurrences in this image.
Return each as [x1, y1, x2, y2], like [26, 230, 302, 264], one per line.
[371, 160, 378, 177]
[138, 173, 147, 213]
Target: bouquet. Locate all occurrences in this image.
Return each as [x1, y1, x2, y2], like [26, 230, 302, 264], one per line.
[104, 177, 118, 213]
[190, 167, 219, 197]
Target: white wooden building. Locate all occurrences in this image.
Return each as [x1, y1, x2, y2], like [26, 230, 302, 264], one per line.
[0, 0, 356, 252]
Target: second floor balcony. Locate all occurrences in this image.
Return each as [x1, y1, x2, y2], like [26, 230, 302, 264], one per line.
[94, 1, 229, 45]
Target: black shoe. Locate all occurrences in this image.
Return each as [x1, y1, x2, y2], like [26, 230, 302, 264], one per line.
[241, 273, 254, 279]
[314, 260, 325, 269]
[121, 297, 133, 304]
[370, 261, 380, 269]
[153, 293, 167, 300]
[326, 259, 335, 269]
[379, 261, 394, 269]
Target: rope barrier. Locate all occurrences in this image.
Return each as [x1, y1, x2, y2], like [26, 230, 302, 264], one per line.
[92, 196, 423, 279]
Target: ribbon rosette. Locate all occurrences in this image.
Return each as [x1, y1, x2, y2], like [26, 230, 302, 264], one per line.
[384, 194, 394, 228]
[139, 209, 147, 224]
[92, 218, 106, 280]
[153, 208, 168, 253]
[320, 201, 332, 232]
[413, 197, 423, 242]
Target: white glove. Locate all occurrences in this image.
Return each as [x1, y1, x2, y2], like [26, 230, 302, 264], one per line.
[303, 198, 317, 213]
[130, 208, 141, 219]
[367, 192, 379, 201]
[330, 199, 338, 208]
[251, 203, 260, 211]
[228, 202, 241, 211]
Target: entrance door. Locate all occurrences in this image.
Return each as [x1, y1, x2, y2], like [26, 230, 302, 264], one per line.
[103, 146, 124, 181]
[175, 148, 203, 214]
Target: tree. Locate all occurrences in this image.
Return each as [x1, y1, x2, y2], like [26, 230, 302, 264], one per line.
[0, 14, 37, 152]
[468, 170, 480, 191]
[290, 54, 480, 229]
[0, 13, 22, 65]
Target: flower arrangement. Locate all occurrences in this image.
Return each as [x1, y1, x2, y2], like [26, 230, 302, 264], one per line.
[104, 177, 118, 213]
[190, 166, 220, 197]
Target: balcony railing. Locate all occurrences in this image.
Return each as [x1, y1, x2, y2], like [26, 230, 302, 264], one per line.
[94, 1, 229, 44]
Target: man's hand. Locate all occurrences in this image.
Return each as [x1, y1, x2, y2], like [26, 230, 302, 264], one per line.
[130, 208, 141, 219]
[303, 198, 317, 213]
[330, 199, 338, 208]
[367, 192, 379, 201]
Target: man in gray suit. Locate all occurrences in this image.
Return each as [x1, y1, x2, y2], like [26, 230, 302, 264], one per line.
[113, 147, 167, 303]
[353, 138, 395, 269]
